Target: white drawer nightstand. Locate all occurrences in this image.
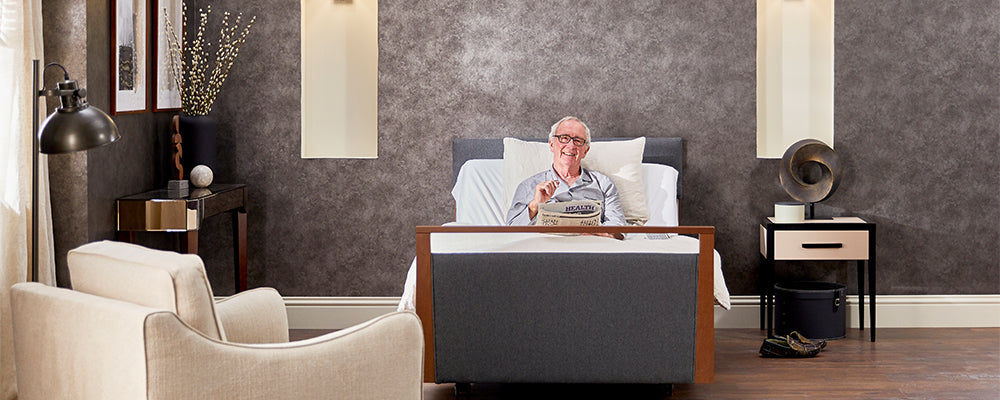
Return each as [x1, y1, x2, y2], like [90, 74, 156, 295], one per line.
[760, 217, 877, 342]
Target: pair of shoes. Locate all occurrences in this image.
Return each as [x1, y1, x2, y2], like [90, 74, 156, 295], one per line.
[788, 331, 827, 351]
[759, 336, 821, 358]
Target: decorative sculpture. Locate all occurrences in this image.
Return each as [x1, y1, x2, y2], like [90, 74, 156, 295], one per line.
[171, 115, 183, 180]
[190, 165, 214, 188]
[779, 139, 841, 218]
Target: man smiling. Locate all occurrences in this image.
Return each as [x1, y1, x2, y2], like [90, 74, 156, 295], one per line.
[505, 116, 626, 227]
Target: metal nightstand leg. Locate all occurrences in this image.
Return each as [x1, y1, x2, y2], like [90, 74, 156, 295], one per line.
[765, 258, 775, 337]
[868, 225, 877, 342]
[858, 260, 865, 332]
[869, 248, 877, 342]
[759, 254, 767, 330]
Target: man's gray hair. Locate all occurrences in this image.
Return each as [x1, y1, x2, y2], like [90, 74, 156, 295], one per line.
[548, 116, 592, 144]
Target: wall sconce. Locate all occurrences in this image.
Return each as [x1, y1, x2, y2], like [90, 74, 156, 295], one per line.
[301, 0, 378, 159]
[756, 0, 835, 158]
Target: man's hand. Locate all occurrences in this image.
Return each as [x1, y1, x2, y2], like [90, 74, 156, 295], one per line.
[587, 232, 626, 240]
[527, 180, 559, 219]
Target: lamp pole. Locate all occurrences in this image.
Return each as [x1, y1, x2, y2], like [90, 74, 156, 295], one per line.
[30, 59, 40, 282]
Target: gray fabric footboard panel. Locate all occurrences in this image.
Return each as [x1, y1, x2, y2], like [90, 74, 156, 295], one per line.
[432, 252, 699, 384]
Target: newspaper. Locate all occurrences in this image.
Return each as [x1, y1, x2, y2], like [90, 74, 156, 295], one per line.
[537, 200, 602, 226]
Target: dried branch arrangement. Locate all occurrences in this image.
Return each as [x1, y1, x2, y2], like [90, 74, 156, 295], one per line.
[164, 4, 256, 116]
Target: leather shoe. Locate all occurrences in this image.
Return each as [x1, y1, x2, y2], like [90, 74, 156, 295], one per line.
[789, 331, 827, 351]
[759, 336, 821, 358]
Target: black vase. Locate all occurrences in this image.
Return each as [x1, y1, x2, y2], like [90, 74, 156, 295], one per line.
[178, 115, 217, 179]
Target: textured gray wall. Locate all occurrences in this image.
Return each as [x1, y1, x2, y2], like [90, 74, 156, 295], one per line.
[834, 2, 999, 294]
[64, 0, 997, 297]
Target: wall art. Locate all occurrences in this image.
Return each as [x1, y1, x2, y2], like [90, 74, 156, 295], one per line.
[111, 0, 148, 114]
[152, 0, 182, 112]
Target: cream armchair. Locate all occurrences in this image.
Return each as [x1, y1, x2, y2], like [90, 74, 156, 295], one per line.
[11, 283, 424, 400]
[11, 241, 424, 399]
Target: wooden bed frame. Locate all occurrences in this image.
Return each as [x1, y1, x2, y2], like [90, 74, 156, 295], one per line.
[414, 224, 715, 384]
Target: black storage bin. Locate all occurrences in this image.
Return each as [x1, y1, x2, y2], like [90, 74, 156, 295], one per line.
[774, 281, 846, 340]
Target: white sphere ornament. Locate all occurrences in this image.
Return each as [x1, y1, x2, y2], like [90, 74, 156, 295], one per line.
[190, 165, 214, 188]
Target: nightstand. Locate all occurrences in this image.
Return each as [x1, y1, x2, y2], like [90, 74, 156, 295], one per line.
[759, 217, 877, 342]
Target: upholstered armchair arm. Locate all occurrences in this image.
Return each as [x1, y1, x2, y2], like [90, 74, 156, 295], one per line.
[214, 287, 290, 343]
[144, 311, 425, 400]
[12, 283, 156, 400]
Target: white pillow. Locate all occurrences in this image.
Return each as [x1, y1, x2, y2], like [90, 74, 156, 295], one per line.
[501, 138, 552, 213]
[501, 137, 648, 223]
[583, 138, 649, 223]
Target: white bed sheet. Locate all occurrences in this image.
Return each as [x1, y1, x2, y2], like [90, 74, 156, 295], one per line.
[397, 229, 731, 311]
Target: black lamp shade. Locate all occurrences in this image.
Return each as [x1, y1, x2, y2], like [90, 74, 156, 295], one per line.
[38, 104, 120, 154]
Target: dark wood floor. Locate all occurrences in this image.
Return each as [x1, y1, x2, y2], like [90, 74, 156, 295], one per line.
[291, 328, 1000, 400]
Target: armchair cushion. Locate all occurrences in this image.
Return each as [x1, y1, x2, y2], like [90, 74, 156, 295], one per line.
[68, 240, 225, 341]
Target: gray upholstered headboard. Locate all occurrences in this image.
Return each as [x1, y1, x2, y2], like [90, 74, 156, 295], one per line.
[452, 137, 684, 198]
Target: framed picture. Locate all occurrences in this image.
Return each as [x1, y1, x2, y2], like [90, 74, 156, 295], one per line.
[110, 0, 148, 114]
[152, 0, 182, 112]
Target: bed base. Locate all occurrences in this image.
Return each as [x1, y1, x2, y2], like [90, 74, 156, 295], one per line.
[415, 225, 715, 384]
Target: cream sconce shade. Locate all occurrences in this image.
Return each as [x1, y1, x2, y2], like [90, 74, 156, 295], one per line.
[300, 0, 379, 159]
[756, 0, 835, 158]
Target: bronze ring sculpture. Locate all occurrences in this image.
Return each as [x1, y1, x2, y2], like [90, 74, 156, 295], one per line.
[779, 139, 841, 204]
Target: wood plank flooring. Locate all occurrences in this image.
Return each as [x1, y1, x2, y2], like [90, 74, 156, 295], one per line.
[290, 328, 1000, 399]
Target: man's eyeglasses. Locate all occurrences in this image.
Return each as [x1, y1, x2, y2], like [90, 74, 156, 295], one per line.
[553, 134, 588, 147]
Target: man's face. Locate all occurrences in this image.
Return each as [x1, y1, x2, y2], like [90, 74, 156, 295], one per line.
[549, 120, 590, 170]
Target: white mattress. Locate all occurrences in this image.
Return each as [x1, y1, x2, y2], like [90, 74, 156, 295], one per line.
[398, 230, 731, 311]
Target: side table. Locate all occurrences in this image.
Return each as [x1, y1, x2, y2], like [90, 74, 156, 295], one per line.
[116, 184, 248, 292]
[759, 217, 877, 342]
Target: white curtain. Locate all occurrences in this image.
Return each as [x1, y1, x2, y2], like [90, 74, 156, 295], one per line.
[0, 0, 56, 397]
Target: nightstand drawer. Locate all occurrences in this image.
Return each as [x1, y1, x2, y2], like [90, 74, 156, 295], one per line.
[760, 228, 870, 260]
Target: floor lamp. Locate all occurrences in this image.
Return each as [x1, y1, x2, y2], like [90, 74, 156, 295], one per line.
[30, 59, 120, 282]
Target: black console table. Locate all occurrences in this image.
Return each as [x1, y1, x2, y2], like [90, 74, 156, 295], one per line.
[116, 184, 248, 292]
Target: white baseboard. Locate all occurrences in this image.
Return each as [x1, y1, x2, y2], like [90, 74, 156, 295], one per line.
[279, 295, 1000, 330]
[283, 297, 401, 330]
[714, 295, 1000, 329]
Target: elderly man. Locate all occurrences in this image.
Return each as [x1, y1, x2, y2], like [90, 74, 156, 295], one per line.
[505, 116, 626, 227]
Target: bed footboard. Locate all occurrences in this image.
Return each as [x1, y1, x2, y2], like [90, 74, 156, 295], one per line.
[414, 225, 715, 384]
